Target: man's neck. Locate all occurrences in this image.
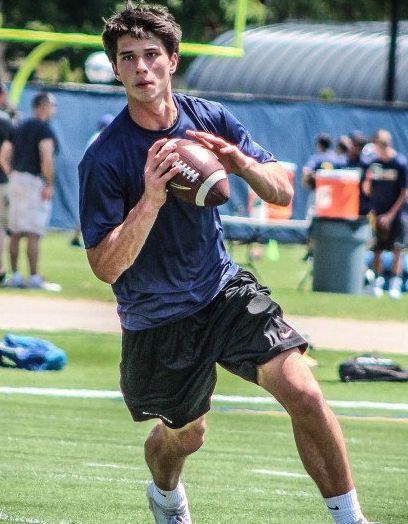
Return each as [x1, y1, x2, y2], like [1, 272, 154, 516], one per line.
[378, 147, 396, 162]
[128, 94, 178, 131]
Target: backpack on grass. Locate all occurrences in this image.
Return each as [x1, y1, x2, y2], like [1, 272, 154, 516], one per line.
[338, 354, 408, 382]
[0, 334, 68, 371]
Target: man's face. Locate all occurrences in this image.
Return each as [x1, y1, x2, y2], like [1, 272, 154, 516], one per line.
[43, 96, 57, 120]
[113, 34, 178, 103]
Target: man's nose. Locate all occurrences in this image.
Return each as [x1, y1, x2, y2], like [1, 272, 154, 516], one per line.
[135, 57, 148, 72]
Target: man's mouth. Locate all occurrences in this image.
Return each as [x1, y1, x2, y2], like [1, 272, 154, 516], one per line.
[136, 81, 153, 87]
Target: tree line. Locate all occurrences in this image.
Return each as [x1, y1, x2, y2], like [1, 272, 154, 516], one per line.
[0, 0, 406, 81]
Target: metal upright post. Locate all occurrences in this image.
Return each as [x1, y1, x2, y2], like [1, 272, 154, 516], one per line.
[385, 0, 401, 103]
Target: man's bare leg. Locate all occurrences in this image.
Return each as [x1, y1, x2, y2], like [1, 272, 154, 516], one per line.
[144, 417, 206, 522]
[258, 348, 367, 523]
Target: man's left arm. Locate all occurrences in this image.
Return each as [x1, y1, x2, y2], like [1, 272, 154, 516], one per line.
[38, 138, 55, 200]
[186, 130, 293, 206]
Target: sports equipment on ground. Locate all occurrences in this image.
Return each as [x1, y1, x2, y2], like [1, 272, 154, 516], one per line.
[166, 138, 229, 207]
[147, 482, 192, 524]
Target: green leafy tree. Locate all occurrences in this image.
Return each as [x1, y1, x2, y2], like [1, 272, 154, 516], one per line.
[0, 1, 406, 82]
[261, 0, 408, 23]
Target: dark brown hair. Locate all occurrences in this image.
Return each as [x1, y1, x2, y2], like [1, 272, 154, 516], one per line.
[102, 1, 182, 64]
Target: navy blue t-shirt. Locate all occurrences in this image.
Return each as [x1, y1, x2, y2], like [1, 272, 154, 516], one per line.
[304, 150, 341, 171]
[362, 153, 408, 215]
[12, 117, 58, 175]
[79, 93, 275, 330]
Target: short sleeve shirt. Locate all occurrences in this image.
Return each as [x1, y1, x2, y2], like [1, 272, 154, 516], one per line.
[12, 117, 58, 176]
[362, 153, 408, 215]
[79, 93, 275, 330]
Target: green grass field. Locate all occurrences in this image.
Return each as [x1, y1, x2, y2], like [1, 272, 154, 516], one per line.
[1, 331, 407, 523]
[1, 232, 407, 522]
[2, 231, 406, 321]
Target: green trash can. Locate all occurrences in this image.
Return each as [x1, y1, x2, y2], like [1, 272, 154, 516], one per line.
[311, 217, 370, 294]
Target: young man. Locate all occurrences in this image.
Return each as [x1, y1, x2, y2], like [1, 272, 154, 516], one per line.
[79, 3, 373, 523]
[362, 129, 408, 299]
[7, 91, 58, 289]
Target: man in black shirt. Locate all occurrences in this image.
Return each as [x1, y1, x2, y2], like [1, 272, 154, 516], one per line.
[7, 91, 58, 289]
[362, 129, 408, 299]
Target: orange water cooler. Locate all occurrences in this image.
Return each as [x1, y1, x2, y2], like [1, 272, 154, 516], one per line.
[315, 168, 362, 220]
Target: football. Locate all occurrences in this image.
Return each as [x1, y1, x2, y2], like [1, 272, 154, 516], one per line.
[166, 138, 229, 207]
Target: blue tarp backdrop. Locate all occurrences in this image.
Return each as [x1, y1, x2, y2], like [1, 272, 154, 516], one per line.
[17, 84, 408, 231]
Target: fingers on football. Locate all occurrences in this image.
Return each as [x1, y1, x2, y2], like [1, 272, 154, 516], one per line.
[162, 164, 181, 183]
[151, 143, 178, 174]
[219, 144, 236, 154]
[158, 152, 180, 179]
[186, 130, 225, 151]
[148, 137, 169, 156]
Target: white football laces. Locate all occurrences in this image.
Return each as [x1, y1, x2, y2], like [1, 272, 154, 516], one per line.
[172, 160, 199, 183]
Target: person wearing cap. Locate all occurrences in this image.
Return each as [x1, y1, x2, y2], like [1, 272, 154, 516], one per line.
[70, 113, 116, 248]
[85, 113, 115, 149]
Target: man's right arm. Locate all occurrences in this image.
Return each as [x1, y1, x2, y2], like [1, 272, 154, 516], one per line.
[87, 196, 161, 284]
[85, 138, 180, 284]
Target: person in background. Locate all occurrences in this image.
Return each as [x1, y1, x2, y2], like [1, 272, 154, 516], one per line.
[6, 92, 59, 290]
[301, 133, 342, 261]
[70, 113, 115, 248]
[362, 129, 408, 299]
[0, 83, 14, 285]
[79, 3, 372, 523]
[344, 130, 373, 217]
[335, 135, 352, 164]
[302, 133, 341, 222]
[86, 113, 115, 149]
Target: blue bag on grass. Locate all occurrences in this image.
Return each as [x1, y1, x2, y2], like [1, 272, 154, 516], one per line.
[0, 334, 68, 371]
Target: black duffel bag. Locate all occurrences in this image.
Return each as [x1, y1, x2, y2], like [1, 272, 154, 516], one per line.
[338, 354, 408, 382]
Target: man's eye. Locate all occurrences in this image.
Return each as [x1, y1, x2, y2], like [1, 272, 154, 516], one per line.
[123, 55, 133, 61]
[146, 52, 158, 58]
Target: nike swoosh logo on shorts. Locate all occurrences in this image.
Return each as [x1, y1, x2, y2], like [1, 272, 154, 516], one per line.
[280, 328, 293, 340]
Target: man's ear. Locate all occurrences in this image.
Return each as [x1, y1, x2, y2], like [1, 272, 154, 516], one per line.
[111, 62, 120, 81]
[169, 53, 179, 75]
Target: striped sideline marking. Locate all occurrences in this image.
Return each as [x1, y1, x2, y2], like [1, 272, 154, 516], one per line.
[0, 387, 407, 412]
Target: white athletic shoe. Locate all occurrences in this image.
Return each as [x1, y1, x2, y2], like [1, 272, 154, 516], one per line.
[147, 482, 192, 524]
[5, 272, 26, 288]
[388, 276, 402, 300]
[372, 276, 385, 297]
[27, 274, 62, 292]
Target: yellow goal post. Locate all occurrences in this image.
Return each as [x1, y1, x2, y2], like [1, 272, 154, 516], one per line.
[0, 0, 248, 105]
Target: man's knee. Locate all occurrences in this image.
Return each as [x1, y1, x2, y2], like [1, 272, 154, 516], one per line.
[174, 417, 206, 455]
[289, 381, 327, 417]
[146, 416, 206, 457]
[259, 351, 327, 417]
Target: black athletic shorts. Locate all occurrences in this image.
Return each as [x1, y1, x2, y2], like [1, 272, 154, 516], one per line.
[120, 269, 308, 429]
[373, 213, 408, 251]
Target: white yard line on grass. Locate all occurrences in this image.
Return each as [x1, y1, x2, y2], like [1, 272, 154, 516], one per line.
[252, 469, 309, 479]
[0, 510, 71, 524]
[0, 387, 407, 412]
